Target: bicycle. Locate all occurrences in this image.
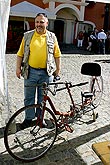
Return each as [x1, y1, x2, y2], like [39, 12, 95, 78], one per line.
[4, 62, 103, 162]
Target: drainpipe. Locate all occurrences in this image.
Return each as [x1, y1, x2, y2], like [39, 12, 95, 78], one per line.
[104, 3, 109, 32]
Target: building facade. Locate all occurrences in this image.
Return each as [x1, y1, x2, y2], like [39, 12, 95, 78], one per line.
[7, 0, 110, 52]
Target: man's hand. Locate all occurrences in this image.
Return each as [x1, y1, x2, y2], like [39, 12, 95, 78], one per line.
[16, 56, 23, 79]
[16, 68, 21, 79]
[53, 70, 60, 81]
[53, 69, 60, 77]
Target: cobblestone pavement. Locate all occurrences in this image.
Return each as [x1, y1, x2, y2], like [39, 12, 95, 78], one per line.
[1, 53, 110, 165]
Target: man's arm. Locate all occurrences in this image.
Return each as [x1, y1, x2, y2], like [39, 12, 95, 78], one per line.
[54, 57, 61, 76]
[16, 56, 23, 79]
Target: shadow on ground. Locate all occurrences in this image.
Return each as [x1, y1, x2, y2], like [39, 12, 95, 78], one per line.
[95, 59, 110, 63]
[1, 119, 109, 164]
[60, 44, 110, 55]
[60, 44, 94, 55]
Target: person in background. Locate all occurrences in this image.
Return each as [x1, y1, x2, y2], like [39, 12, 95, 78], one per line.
[93, 27, 99, 53]
[16, 13, 61, 128]
[77, 31, 84, 48]
[86, 31, 96, 52]
[94, 27, 98, 39]
[98, 29, 107, 54]
[83, 31, 89, 48]
[106, 31, 110, 54]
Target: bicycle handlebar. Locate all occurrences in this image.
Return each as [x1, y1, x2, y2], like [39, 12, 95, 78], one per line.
[48, 81, 88, 86]
[25, 81, 88, 88]
[53, 75, 60, 82]
[47, 81, 89, 96]
[56, 81, 89, 92]
[24, 77, 89, 96]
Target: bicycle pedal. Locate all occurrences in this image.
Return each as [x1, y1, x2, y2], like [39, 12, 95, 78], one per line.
[65, 125, 74, 133]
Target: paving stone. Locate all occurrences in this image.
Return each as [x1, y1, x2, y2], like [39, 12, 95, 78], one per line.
[1, 53, 110, 164]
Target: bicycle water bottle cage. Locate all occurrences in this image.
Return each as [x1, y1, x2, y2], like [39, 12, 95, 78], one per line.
[81, 62, 101, 76]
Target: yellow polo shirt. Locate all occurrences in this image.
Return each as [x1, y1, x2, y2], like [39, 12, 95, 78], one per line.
[17, 30, 61, 68]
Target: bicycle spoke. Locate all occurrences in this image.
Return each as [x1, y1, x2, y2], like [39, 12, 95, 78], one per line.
[4, 105, 57, 162]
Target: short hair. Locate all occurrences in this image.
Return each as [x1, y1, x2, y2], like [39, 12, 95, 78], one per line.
[35, 13, 47, 18]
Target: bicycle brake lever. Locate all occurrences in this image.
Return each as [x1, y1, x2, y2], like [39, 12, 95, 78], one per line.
[53, 75, 60, 82]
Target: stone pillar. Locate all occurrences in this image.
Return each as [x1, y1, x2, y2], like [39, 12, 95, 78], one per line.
[65, 20, 74, 44]
[80, 0, 86, 21]
[49, 1, 55, 11]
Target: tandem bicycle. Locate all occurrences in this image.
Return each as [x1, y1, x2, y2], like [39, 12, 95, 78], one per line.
[4, 62, 103, 162]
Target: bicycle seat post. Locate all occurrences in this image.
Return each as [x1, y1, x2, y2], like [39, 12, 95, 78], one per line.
[66, 83, 75, 107]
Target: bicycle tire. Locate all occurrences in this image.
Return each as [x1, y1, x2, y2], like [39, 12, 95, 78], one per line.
[4, 104, 58, 162]
[90, 76, 103, 107]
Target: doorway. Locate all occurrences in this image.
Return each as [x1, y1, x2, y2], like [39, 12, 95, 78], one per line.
[54, 20, 64, 43]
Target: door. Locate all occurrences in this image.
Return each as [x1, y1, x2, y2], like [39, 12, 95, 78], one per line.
[54, 20, 64, 43]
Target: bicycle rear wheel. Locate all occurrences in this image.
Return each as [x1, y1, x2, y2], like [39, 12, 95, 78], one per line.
[4, 104, 57, 162]
[90, 76, 103, 107]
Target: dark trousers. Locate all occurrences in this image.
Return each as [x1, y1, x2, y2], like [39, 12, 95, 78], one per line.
[98, 40, 105, 54]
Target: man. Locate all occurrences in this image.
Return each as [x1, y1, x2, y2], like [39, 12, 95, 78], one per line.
[77, 31, 84, 48]
[16, 13, 61, 128]
[98, 29, 107, 54]
[93, 28, 99, 54]
[86, 31, 96, 52]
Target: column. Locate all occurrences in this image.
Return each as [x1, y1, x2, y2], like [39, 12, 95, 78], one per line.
[80, 0, 86, 21]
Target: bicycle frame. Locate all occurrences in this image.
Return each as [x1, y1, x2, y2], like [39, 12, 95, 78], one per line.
[42, 82, 76, 115]
[41, 81, 89, 132]
[4, 62, 103, 163]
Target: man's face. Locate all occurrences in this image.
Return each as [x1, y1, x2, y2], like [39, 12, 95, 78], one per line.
[35, 15, 48, 34]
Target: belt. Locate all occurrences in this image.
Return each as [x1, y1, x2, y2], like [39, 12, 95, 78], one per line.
[30, 66, 47, 71]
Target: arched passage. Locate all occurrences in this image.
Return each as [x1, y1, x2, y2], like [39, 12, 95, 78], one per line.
[51, 4, 80, 44]
[54, 20, 64, 43]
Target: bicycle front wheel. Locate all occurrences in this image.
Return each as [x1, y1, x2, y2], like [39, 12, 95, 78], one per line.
[90, 76, 103, 107]
[4, 104, 58, 162]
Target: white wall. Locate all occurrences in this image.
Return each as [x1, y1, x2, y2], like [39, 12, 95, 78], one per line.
[65, 20, 74, 44]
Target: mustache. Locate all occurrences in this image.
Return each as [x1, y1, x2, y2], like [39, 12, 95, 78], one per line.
[36, 26, 43, 28]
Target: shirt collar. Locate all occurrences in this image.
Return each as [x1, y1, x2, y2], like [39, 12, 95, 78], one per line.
[34, 29, 47, 37]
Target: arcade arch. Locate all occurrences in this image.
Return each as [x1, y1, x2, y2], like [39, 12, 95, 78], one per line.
[48, 3, 95, 44]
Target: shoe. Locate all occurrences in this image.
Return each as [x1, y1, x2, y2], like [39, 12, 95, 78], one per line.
[20, 119, 32, 129]
[38, 120, 48, 128]
[42, 120, 48, 128]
